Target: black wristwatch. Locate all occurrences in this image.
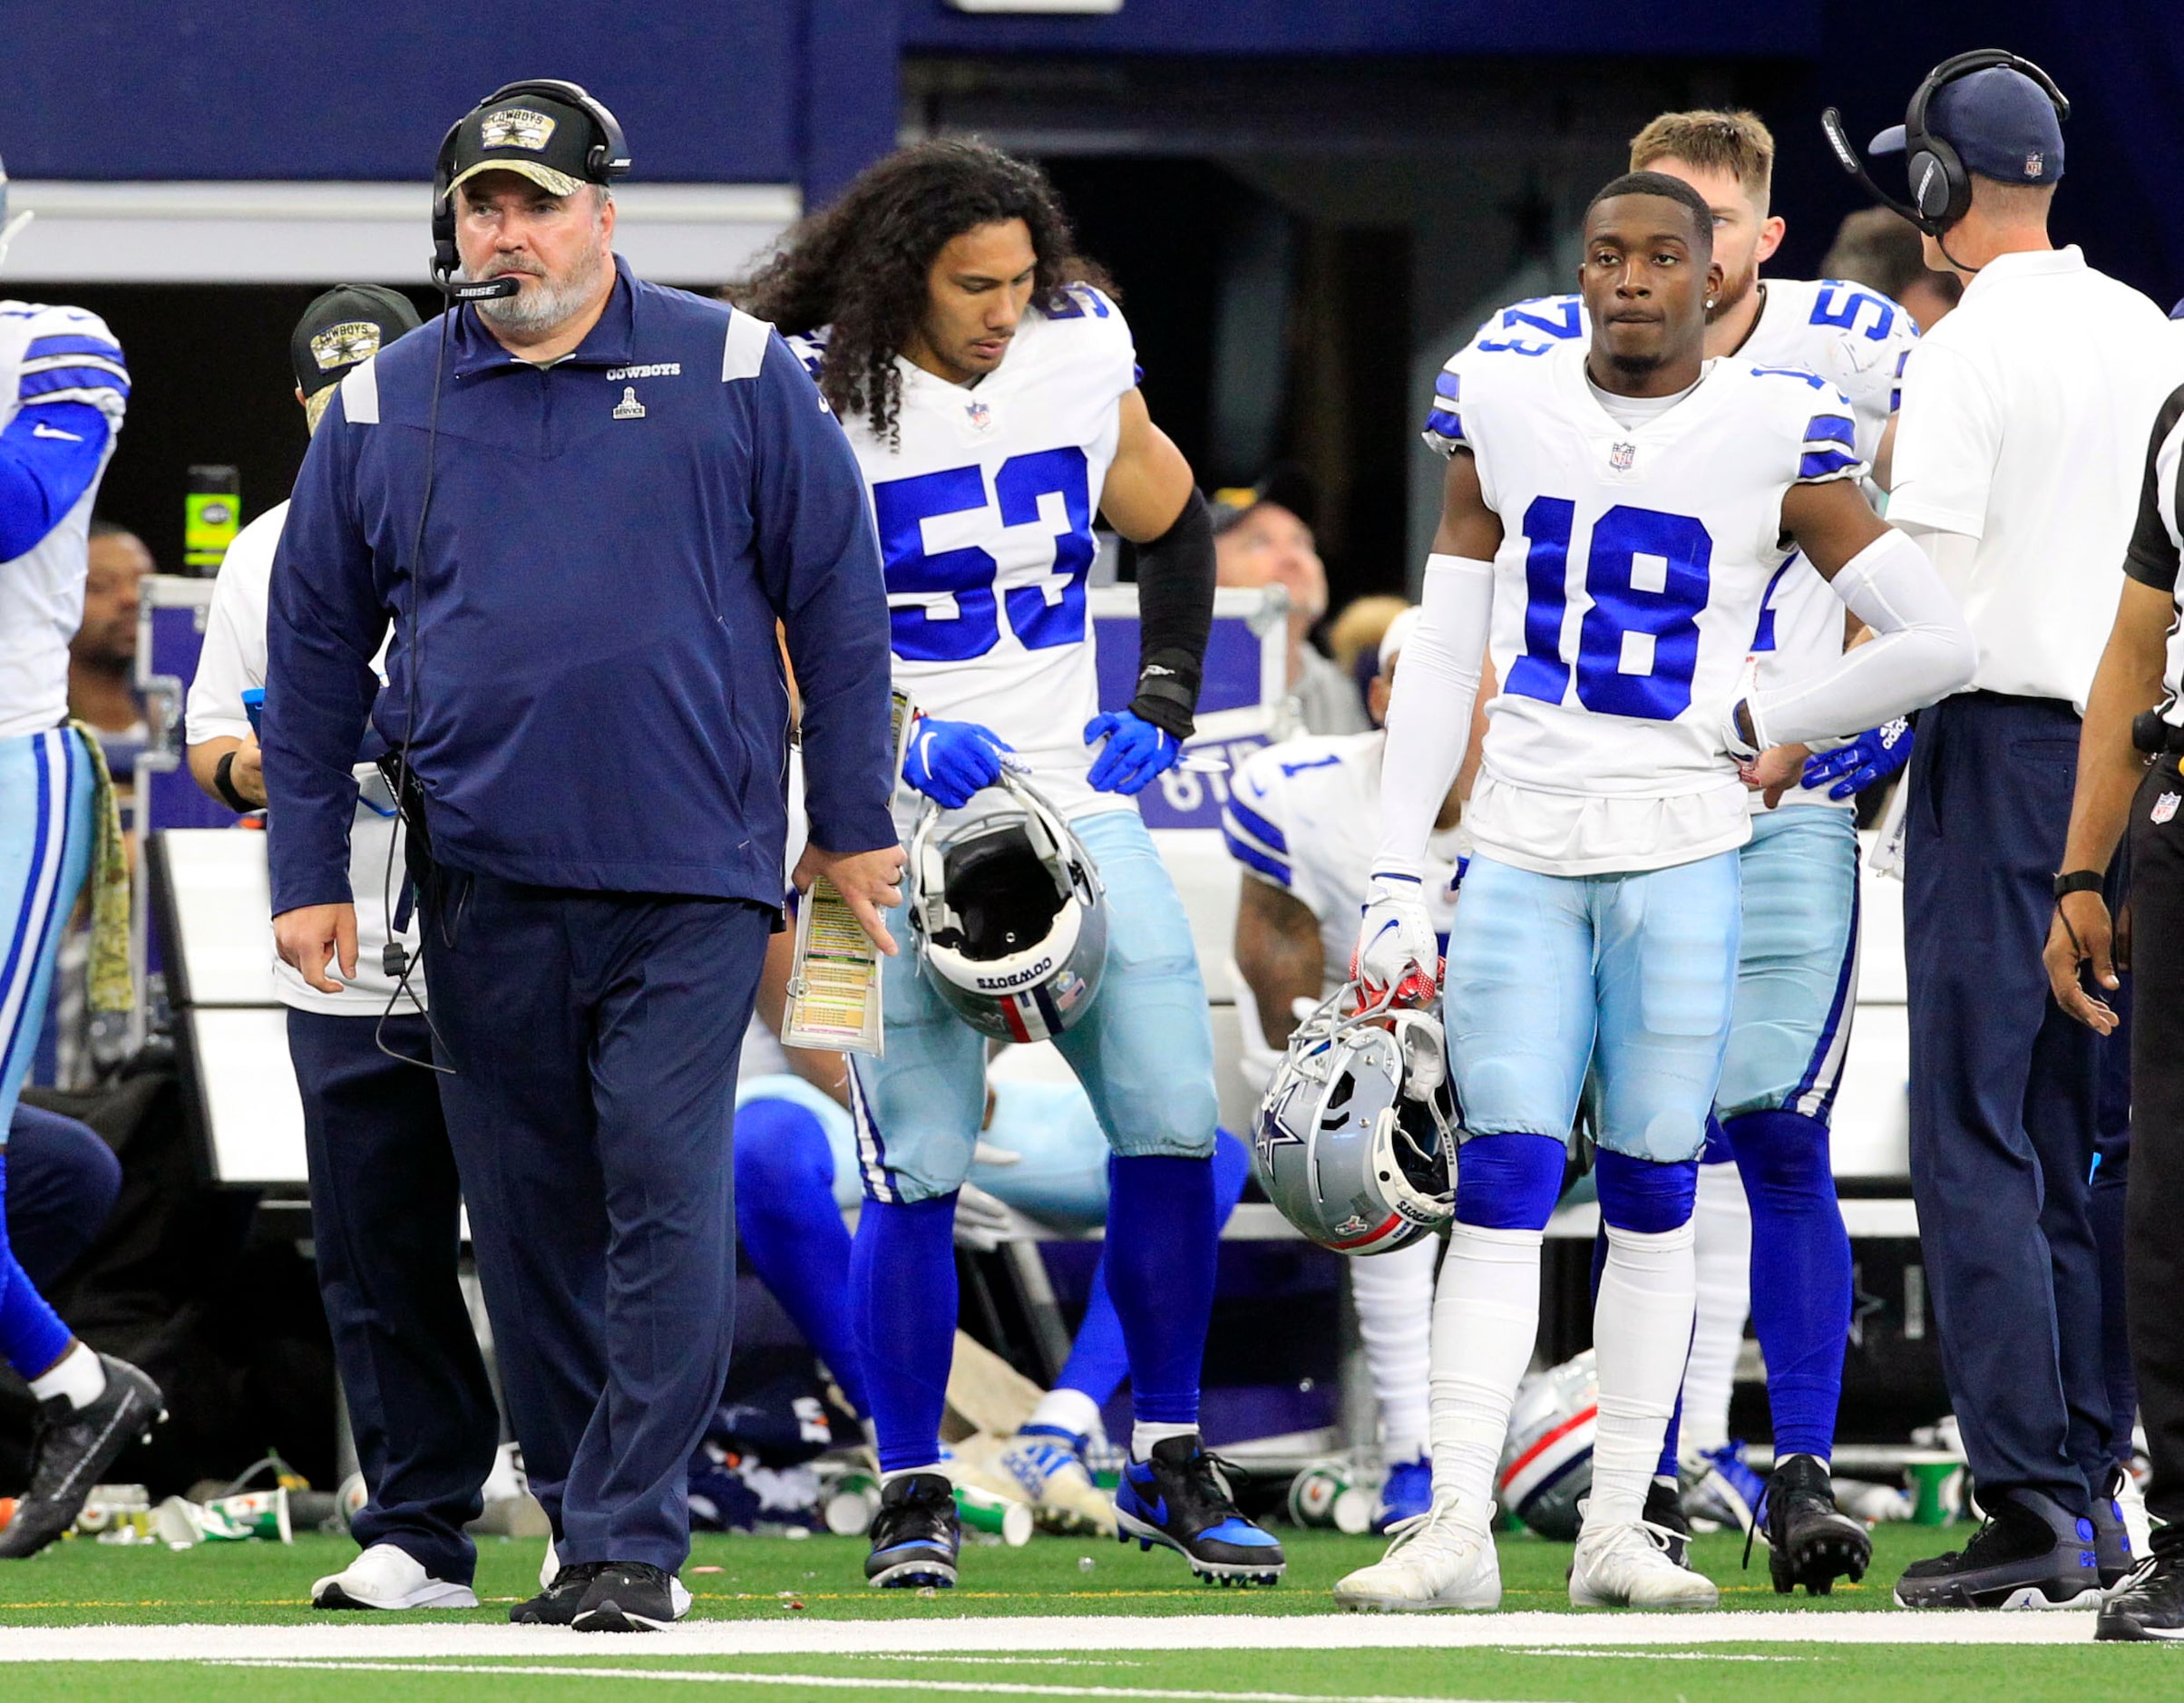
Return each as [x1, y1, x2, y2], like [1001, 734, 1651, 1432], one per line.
[213, 749, 254, 813]
[2052, 870, 2105, 900]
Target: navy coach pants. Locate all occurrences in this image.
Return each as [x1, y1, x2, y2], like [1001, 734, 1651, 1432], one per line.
[424, 874, 769, 1574]
[1905, 692, 2110, 1515]
[288, 1008, 501, 1585]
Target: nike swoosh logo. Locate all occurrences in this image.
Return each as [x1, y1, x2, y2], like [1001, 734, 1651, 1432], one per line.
[31, 422, 83, 442]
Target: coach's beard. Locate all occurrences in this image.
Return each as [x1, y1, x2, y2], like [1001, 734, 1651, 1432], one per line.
[471, 229, 609, 336]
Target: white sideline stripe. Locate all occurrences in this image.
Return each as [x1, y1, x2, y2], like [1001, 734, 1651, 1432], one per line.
[0, 1611, 2101, 1662]
[208, 1662, 1555, 1703]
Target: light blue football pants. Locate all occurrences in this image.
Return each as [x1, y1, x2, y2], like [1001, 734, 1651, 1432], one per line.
[1, 728, 93, 1141]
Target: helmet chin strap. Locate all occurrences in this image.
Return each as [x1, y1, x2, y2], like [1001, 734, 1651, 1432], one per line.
[0, 209, 33, 272]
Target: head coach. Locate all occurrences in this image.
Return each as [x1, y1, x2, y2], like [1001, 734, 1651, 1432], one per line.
[260, 80, 903, 1631]
[1831, 53, 2184, 1608]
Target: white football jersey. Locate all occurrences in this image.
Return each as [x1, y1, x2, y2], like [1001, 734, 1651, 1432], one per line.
[1421, 337, 1864, 875]
[1223, 731, 1468, 995]
[790, 286, 1138, 822]
[1457, 281, 1916, 813]
[0, 302, 126, 740]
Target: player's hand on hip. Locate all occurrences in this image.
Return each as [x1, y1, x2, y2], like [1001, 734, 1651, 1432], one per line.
[275, 902, 357, 996]
[1352, 871, 1440, 1007]
[1083, 710, 1180, 795]
[1800, 718, 1912, 801]
[902, 717, 1013, 810]
[2045, 891, 2121, 1035]
[1739, 743, 1811, 809]
[794, 842, 907, 958]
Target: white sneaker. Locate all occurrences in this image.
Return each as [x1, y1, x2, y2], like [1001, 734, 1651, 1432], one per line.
[1332, 1494, 1501, 1612]
[1570, 1516, 1720, 1609]
[313, 1542, 479, 1611]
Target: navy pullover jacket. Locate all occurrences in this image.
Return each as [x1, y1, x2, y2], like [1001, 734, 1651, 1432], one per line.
[263, 258, 895, 914]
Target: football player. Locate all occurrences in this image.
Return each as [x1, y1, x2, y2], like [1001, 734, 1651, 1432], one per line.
[0, 153, 165, 1558]
[1467, 110, 1924, 1581]
[1223, 608, 1487, 1529]
[733, 140, 1283, 1590]
[1333, 170, 1973, 1611]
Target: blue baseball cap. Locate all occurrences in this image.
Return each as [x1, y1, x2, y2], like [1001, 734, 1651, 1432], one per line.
[1871, 66, 2064, 185]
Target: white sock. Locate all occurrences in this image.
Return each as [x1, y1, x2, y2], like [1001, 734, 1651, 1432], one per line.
[1349, 1235, 1437, 1460]
[28, 1341, 105, 1410]
[880, 1464, 943, 1485]
[1428, 1223, 1544, 1530]
[1131, 1422, 1196, 1460]
[1590, 1219, 1698, 1529]
[1681, 1160, 1750, 1454]
[1027, 1387, 1101, 1442]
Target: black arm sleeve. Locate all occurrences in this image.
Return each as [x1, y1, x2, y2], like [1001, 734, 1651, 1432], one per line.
[2122, 384, 2184, 593]
[1127, 486, 1215, 739]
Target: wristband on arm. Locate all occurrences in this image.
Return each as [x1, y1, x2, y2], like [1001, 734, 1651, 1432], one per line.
[213, 749, 253, 813]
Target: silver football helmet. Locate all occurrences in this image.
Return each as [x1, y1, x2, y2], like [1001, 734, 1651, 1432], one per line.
[907, 774, 1107, 1043]
[1497, 1349, 1598, 1542]
[1253, 988, 1457, 1254]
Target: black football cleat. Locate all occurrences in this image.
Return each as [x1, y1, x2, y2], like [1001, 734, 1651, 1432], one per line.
[1764, 1454, 1871, 1597]
[0, 1354, 164, 1560]
[1114, 1435, 1285, 1586]
[572, 1562, 687, 1631]
[511, 1562, 608, 1625]
[864, 1472, 960, 1589]
[2091, 1464, 2136, 1589]
[2098, 1538, 2184, 1642]
[1643, 1477, 1695, 1571]
[1894, 1487, 2099, 1610]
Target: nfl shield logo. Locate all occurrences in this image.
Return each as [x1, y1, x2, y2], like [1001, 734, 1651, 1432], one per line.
[966, 399, 992, 433]
[1610, 441, 1636, 472]
[2155, 792, 2179, 825]
[2025, 151, 2045, 180]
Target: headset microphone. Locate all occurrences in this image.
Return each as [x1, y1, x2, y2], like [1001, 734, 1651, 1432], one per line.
[1820, 106, 1938, 235]
[449, 277, 521, 301]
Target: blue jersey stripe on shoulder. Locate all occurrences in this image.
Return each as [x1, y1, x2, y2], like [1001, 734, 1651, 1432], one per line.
[1224, 796, 1289, 856]
[1799, 448, 1860, 480]
[18, 365, 131, 399]
[1423, 406, 1464, 441]
[1803, 414, 1857, 449]
[1222, 828, 1291, 886]
[1434, 370, 1461, 401]
[24, 335, 125, 365]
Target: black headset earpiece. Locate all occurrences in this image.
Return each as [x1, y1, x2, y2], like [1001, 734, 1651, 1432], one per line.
[1905, 48, 2071, 229]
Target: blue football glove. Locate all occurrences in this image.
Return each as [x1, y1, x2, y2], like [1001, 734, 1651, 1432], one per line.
[1084, 710, 1182, 795]
[902, 717, 1013, 810]
[1800, 718, 1913, 800]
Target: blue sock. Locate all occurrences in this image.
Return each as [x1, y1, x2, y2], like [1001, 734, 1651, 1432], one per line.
[848, 1193, 958, 1474]
[1724, 1109, 1848, 1462]
[736, 1099, 868, 1416]
[1105, 1153, 1218, 1428]
[1057, 1131, 1252, 1411]
[0, 1156, 72, 1381]
[1454, 1132, 1566, 1230]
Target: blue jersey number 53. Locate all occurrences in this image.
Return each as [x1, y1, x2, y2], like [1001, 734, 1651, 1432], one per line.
[873, 448, 1095, 662]
[1506, 501, 1714, 720]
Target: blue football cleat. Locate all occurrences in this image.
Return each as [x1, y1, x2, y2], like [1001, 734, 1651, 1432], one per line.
[1373, 1455, 1433, 1533]
[1114, 1435, 1285, 1586]
[863, 1472, 960, 1589]
[1682, 1440, 1770, 1542]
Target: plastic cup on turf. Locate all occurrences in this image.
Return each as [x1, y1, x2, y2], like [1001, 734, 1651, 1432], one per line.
[1906, 1457, 1961, 1526]
[1287, 1461, 1355, 1528]
[200, 1486, 293, 1543]
[954, 1484, 1033, 1545]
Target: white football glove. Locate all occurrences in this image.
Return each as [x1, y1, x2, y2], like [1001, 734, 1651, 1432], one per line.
[952, 1182, 1017, 1253]
[1351, 869, 1440, 1007]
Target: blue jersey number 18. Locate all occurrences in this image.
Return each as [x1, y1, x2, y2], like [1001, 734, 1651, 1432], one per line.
[1505, 500, 1714, 720]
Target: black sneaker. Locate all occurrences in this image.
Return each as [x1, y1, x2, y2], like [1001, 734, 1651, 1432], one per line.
[1114, 1435, 1285, 1586]
[2098, 1537, 2184, 1642]
[1764, 1453, 1871, 1597]
[2091, 1465, 2136, 1589]
[1894, 1487, 2099, 1610]
[1643, 1477, 1693, 1570]
[864, 1472, 960, 1589]
[572, 1562, 687, 1632]
[512, 1562, 607, 1625]
[0, 1353, 163, 1560]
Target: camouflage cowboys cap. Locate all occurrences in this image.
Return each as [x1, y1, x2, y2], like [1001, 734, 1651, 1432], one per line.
[289, 285, 424, 398]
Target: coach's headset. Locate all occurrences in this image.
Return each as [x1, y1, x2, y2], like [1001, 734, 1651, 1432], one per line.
[374, 80, 631, 1067]
[1822, 49, 2069, 238]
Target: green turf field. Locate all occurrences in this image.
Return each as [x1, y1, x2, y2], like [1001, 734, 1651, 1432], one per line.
[0, 1525, 2162, 1702]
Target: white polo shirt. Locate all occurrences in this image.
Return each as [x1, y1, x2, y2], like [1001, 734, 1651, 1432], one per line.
[1888, 246, 2184, 713]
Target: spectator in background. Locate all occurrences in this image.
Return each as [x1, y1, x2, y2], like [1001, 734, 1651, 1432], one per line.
[1212, 475, 1369, 735]
[1821, 206, 1963, 335]
[1325, 594, 1410, 721]
[66, 519, 150, 780]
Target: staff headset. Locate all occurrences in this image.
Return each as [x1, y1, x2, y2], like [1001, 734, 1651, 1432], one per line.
[1821, 49, 2068, 271]
[375, 79, 630, 1067]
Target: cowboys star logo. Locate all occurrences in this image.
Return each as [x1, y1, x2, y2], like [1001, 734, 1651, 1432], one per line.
[308, 322, 383, 372]
[480, 108, 557, 152]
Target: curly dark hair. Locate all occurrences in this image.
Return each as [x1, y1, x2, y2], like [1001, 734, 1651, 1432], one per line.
[727, 139, 1114, 443]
